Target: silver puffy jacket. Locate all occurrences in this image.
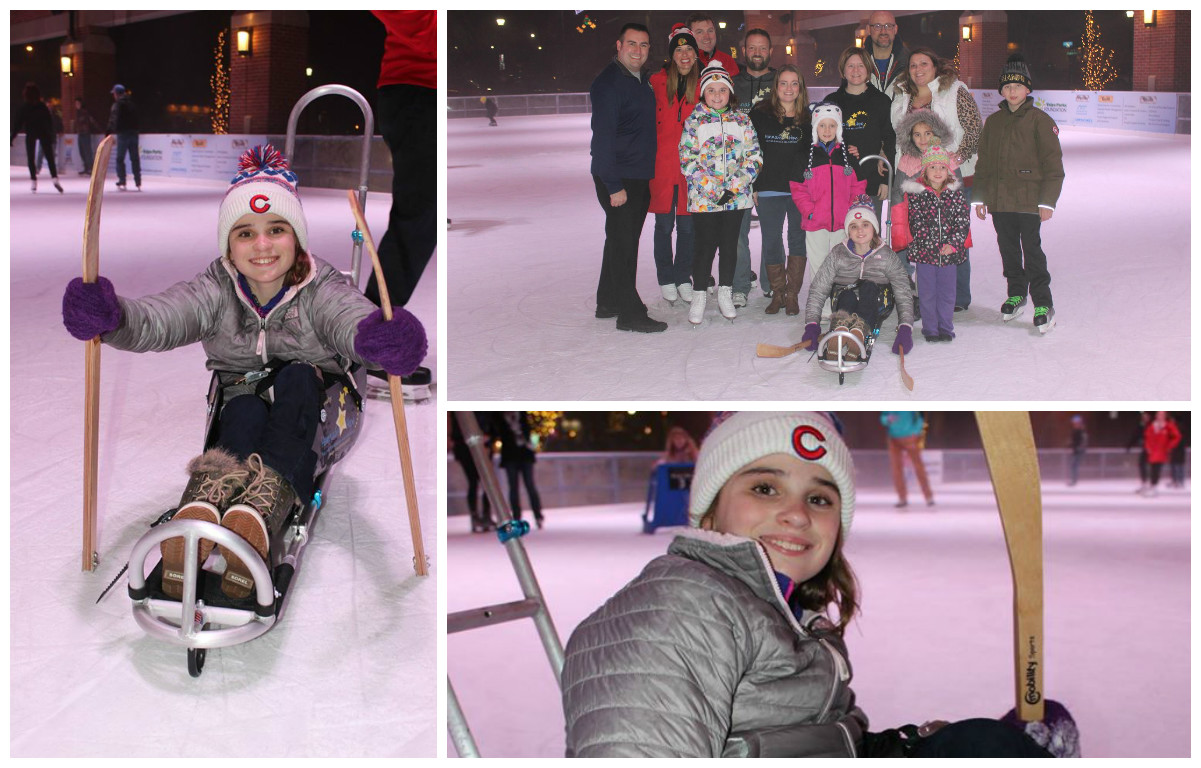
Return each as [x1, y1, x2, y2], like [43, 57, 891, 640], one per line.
[562, 528, 868, 757]
[103, 255, 378, 377]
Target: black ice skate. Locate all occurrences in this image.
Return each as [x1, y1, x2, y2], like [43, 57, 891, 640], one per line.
[1000, 295, 1027, 321]
[1033, 306, 1055, 334]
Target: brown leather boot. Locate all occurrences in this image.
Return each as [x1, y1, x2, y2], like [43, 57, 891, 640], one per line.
[219, 454, 297, 599]
[845, 313, 869, 361]
[161, 448, 247, 599]
[765, 264, 788, 314]
[826, 310, 852, 360]
[784, 253, 807, 316]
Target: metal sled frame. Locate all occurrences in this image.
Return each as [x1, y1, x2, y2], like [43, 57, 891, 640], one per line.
[447, 413, 565, 757]
[126, 85, 374, 675]
[817, 283, 896, 384]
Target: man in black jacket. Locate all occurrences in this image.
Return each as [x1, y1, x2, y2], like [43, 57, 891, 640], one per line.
[107, 84, 141, 191]
[589, 23, 664, 333]
[865, 11, 909, 97]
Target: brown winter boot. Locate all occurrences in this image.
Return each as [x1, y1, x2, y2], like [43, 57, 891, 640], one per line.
[825, 310, 852, 360]
[845, 313, 869, 361]
[765, 264, 788, 314]
[219, 453, 297, 599]
[784, 253, 807, 316]
[161, 448, 248, 600]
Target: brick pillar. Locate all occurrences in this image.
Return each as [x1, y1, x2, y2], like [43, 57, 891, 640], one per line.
[1133, 10, 1190, 92]
[59, 31, 116, 130]
[957, 11, 1008, 91]
[228, 10, 310, 135]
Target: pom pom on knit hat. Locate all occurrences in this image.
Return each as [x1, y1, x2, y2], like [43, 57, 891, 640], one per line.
[216, 144, 309, 256]
[843, 194, 879, 234]
[668, 23, 699, 56]
[998, 52, 1033, 94]
[920, 144, 953, 171]
[699, 61, 735, 99]
[688, 411, 856, 539]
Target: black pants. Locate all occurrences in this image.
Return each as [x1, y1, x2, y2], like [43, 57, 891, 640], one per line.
[115, 131, 140, 186]
[593, 175, 651, 320]
[365, 84, 437, 309]
[691, 209, 743, 288]
[833, 280, 881, 330]
[455, 451, 492, 527]
[24, 131, 56, 179]
[215, 363, 323, 502]
[992, 212, 1052, 308]
[1149, 462, 1164, 487]
[505, 462, 542, 522]
[907, 719, 1052, 757]
[1138, 451, 1149, 483]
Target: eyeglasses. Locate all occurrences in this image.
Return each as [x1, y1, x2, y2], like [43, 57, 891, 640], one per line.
[869, 23, 896, 31]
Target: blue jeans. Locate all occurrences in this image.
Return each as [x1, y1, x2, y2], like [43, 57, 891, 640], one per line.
[756, 194, 804, 292]
[115, 131, 141, 186]
[734, 208, 753, 294]
[652, 187, 694, 287]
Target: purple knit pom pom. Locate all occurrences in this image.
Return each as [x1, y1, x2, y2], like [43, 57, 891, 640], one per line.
[353, 307, 428, 377]
[62, 276, 122, 340]
[999, 699, 1080, 758]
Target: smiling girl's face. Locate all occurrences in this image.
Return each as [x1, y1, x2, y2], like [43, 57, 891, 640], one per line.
[227, 212, 297, 301]
[704, 454, 841, 583]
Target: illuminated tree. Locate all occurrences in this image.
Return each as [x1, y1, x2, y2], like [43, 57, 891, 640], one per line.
[210, 29, 230, 134]
[1080, 10, 1118, 91]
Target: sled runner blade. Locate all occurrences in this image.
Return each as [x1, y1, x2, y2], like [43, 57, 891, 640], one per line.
[81, 134, 116, 572]
[899, 348, 914, 391]
[347, 190, 429, 576]
[975, 412, 1044, 723]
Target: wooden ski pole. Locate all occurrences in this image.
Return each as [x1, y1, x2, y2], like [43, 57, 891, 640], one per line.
[346, 190, 429, 576]
[975, 411, 1044, 723]
[80, 134, 116, 572]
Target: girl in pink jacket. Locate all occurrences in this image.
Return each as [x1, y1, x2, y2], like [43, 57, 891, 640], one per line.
[790, 102, 867, 281]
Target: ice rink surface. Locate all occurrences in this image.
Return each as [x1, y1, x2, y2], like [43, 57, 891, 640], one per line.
[10, 170, 437, 756]
[447, 481, 1190, 757]
[448, 115, 1189, 400]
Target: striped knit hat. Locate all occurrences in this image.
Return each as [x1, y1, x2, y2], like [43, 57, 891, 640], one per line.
[217, 144, 309, 255]
[844, 193, 879, 234]
[689, 411, 856, 539]
[698, 61, 734, 98]
[668, 23, 698, 55]
[998, 53, 1033, 94]
[920, 144, 952, 171]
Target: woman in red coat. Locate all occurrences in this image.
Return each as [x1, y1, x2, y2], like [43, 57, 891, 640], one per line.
[1142, 411, 1182, 496]
[649, 25, 700, 303]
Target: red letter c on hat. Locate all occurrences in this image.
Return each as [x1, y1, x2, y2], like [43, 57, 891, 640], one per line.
[249, 194, 271, 213]
[792, 425, 828, 461]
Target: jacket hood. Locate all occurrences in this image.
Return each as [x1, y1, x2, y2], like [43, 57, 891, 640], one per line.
[895, 108, 955, 158]
[901, 175, 963, 195]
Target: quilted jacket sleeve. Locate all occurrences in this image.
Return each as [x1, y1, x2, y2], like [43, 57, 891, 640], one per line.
[307, 265, 379, 368]
[562, 559, 751, 757]
[103, 264, 224, 353]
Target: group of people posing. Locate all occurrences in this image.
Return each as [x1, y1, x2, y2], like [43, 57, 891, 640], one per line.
[589, 12, 1065, 356]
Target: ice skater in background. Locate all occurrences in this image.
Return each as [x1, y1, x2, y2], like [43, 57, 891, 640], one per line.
[679, 61, 761, 324]
[562, 411, 1070, 757]
[10, 82, 63, 193]
[881, 411, 935, 506]
[61, 145, 427, 600]
[490, 412, 544, 529]
[901, 145, 970, 342]
[1141, 411, 1182, 497]
[790, 102, 867, 284]
[972, 54, 1065, 333]
[1067, 415, 1088, 487]
[800, 195, 914, 361]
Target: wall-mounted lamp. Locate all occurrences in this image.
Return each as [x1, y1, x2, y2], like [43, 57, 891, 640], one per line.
[961, 24, 972, 42]
[854, 36, 863, 48]
[305, 66, 313, 77]
[718, 21, 727, 29]
[236, 28, 252, 56]
[1126, 10, 1135, 17]
[785, 44, 793, 56]
[496, 17, 505, 26]
[1143, 10, 1156, 27]
[61, 55, 73, 76]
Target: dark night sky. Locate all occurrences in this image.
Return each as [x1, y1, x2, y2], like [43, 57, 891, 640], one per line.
[448, 10, 1138, 95]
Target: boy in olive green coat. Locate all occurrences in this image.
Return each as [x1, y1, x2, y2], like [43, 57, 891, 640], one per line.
[972, 53, 1065, 333]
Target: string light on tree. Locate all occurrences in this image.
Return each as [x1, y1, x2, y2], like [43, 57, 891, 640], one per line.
[210, 29, 230, 134]
[1081, 9, 1118, 90]
[528, 411, 563, 443]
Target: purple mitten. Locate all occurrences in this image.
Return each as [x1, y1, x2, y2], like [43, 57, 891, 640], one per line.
[892, 323, 913, 355]
[354, 306, 428, 376]
[800, 322, 821, 350]
[999, 700, 1080, 758]
[63, 276, 122, 340]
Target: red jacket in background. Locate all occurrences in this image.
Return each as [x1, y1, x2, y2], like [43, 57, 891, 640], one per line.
[699, 47, 740, 77]
[648, 68, 698, 216]
[1144, 421, 1182, 464]
[372, 10, 436, 90]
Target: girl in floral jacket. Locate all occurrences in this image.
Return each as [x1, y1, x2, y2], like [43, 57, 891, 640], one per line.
[900, 145, 970, 342]
[679, 61, 761, 323]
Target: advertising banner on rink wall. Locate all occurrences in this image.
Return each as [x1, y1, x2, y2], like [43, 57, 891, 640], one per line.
[969, 90, 1181, 133]
[11, 133, 269, 180]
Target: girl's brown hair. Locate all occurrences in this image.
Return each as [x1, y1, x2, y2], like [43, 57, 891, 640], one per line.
[894, 46, 960, 98]
[752, 64, 810, 128]
[284, 248, 312, 287]
[665, 47, 699, 108]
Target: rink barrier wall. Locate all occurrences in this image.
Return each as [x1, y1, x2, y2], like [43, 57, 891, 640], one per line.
[11, 133, 394, 191]
[448, 89, 1189, 134]
[447, 448, 1189, 516]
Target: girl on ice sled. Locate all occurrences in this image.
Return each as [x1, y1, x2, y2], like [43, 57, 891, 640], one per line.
[62, 145, 426, 601]
[800, 195, 914, 361]
[562, 412, 1071, 757]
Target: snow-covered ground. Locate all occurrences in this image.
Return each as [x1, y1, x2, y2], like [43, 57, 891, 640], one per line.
[447, 481, 1190, 758]
[448, 115, 1189, 400]
[10, 169, 437, 756]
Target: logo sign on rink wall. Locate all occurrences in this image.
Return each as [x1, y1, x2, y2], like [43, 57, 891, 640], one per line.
[969, 90, 1178, 133]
